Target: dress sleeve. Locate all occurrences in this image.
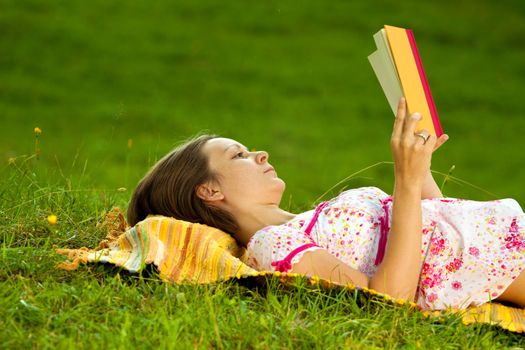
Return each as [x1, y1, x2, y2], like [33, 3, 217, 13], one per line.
[245, 225, 324, 272]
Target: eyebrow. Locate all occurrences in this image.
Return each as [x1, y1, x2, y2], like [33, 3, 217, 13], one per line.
[223, 144, 248, 153]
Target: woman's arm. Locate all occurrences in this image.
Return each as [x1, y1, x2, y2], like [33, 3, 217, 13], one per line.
[370, 180, 422, 299]
[369, 98, 442, 300]
[292, 249, 369, 287]
[293, 98, 448, 301]
[421, 170, 443, 199]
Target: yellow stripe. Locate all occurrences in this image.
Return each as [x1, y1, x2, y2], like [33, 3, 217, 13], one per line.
[208, 240, 225, 281]
[158, 218, 174, 273]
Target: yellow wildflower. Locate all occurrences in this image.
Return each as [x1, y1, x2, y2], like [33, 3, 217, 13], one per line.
[34, 127, 42, 135]
[309, 275, 320, 285]
[47, 214, 57, 225]
[8, 157, 16, 165]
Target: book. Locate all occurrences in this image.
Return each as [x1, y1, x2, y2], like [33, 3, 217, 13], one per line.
[368, 25, 443, 137]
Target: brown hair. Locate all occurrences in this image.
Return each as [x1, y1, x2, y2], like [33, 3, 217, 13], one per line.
[127, 134, 239, 235]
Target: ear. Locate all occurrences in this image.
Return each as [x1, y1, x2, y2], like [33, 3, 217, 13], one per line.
[196, 182, 224, 202]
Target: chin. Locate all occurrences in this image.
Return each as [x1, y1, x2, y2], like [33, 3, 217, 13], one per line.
[275, 177, 286, 190]
[274, 178, 286, 200]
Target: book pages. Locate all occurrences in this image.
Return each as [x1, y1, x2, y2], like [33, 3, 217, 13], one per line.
[368, 29, 403, 114]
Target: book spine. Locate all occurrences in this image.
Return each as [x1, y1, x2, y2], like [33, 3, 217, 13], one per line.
[406, 29, 443, 137]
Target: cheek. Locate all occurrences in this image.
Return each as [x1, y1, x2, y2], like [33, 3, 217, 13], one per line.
[222, 165, 257, 189]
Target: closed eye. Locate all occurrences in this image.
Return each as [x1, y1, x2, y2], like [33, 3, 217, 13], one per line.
[234, 151, 248, 159]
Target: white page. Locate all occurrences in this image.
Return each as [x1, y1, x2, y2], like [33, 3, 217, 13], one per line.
[368, 29, 403, 114]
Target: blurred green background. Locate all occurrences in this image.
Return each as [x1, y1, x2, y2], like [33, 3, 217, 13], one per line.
[2, 0, 525, 209]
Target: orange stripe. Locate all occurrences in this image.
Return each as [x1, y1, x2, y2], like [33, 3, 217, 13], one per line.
[181, 225, 200, 282]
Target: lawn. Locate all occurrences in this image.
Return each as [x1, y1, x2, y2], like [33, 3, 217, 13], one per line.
[1, 0, 525, 348]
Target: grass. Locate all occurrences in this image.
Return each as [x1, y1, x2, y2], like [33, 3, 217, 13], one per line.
[1, 0, 525, 348]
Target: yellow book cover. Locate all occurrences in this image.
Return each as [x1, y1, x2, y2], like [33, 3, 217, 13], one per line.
[368, 25, 443, 137]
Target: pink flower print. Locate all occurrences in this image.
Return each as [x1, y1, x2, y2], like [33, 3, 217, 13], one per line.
[440, 199, 453, 203]
[451, 281, 462, 290]
[431, 273, 443, 288]
[421, 263, 432, 275]
[422, 277, 432, 287]
[504, 234, 525, 250]
[468, 247, 480, 257]
[420, 265, 443, 288]
[451, 258, 463, 270]
[427, 293, 438, 303]
[430, 237, 446, 255]
[503, 221, 525, 251]
[422, 225, 433, 235]
[421, 221, 436, 235]
[487, 217, 496, 225]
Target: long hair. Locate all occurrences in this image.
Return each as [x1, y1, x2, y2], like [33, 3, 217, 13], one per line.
[127, 134, 239, 235]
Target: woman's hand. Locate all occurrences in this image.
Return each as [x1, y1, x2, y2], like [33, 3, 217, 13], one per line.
[390, 97, 440, 186]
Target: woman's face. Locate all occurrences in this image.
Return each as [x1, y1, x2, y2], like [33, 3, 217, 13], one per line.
[200, 137, 286, 209]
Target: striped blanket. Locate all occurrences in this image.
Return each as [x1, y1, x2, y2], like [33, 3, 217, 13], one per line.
[56, 208, 525, 333]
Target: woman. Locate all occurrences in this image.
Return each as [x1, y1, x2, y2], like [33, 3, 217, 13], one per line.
[128, 98, 525, 310]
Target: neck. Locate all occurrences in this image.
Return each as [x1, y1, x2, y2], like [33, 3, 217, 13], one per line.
[232, 204, 296, 246]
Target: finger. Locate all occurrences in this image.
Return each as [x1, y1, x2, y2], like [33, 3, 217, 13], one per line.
[404, 112, 422, 135]
[392, 97, 407, 139]
[426, 134, 437, 146]
[414, 129, 430, 145]
[432, 134, 449, 152]
[424, 135, 438, 151]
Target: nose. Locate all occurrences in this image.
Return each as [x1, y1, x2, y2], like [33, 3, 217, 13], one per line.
[255, 150, 268, 164]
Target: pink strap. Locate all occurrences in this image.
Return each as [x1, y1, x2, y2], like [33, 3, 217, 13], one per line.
[271, 201, 328, 272]
[304, 201, 329, 236]
[375, 196, 393, 266]
[271, 243, 319, 272]
[272, 197, 393, 271]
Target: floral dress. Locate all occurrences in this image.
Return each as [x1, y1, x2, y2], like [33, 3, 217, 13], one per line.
[244, 186, 525, 310]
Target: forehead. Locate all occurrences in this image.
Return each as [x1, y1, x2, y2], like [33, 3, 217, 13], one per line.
[204, 137, 247, 156]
